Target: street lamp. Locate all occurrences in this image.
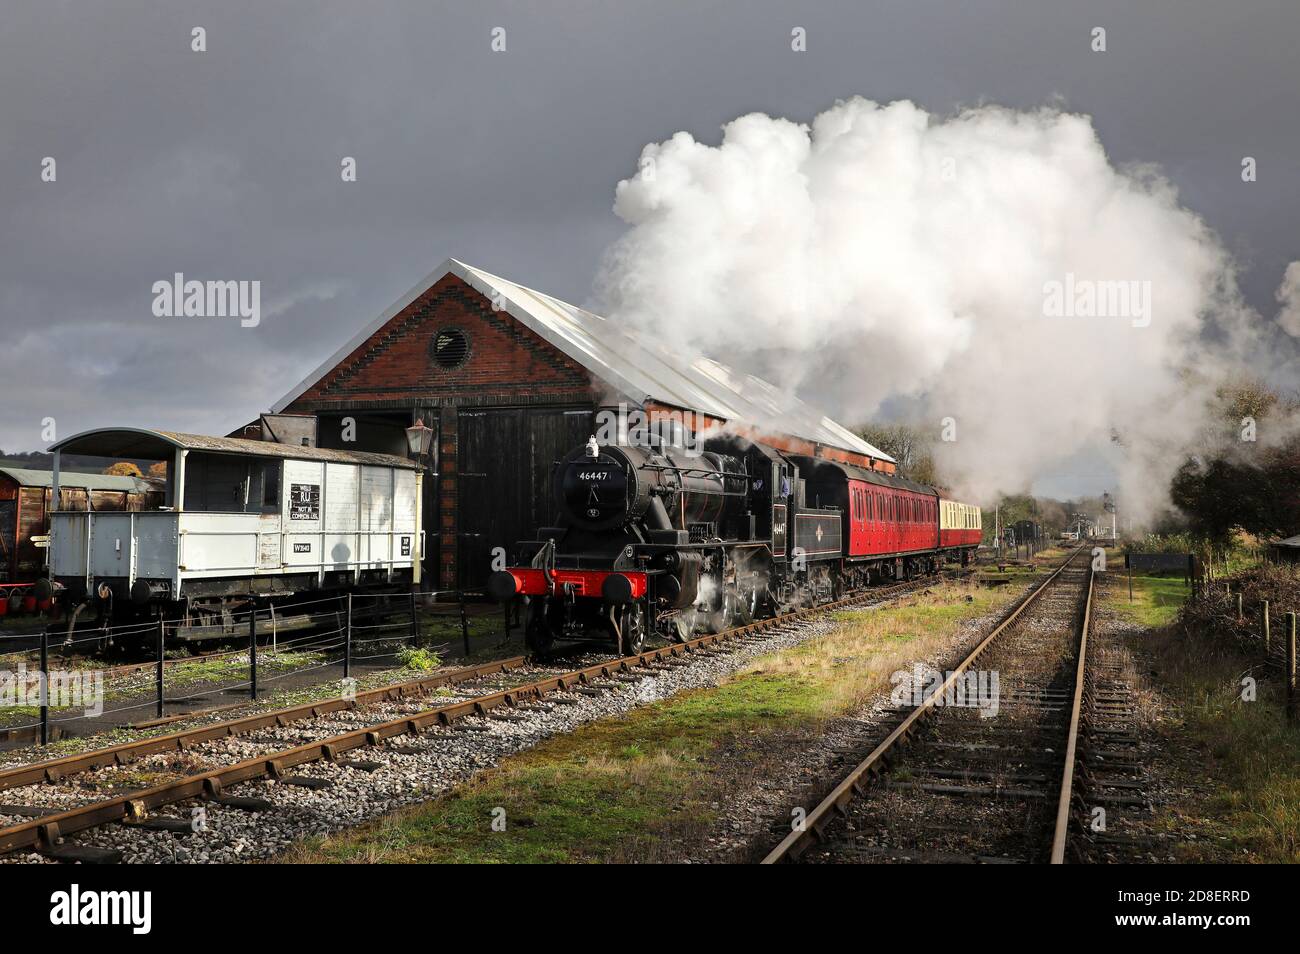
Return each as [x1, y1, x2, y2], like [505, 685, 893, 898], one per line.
[404, 417, 437, 596]
[405, 417, 435, 459]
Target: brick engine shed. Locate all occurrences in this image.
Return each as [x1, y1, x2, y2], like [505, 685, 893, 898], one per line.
[269, 259, 893, 592]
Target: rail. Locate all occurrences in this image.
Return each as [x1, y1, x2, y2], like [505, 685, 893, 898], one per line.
[1050, 561, 1095, 863]
[761, 545, 1088, 863]
[0, 568, 956, 857]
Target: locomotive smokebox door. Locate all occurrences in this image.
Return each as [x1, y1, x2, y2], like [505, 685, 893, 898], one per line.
[556, 448, 633, 531]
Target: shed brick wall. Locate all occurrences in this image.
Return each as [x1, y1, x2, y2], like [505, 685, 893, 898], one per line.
[285, 274, 599, 591]
[291, 274, 594, 408]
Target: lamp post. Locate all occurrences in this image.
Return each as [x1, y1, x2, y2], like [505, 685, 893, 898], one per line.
[404, 417, 435, 460]
[404, 417, 437, 597]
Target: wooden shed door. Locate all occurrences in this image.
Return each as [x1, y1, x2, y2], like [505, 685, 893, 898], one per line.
[457, 407, 591, 590]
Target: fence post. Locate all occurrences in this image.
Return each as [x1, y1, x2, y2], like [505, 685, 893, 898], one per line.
[39, 628, 48, 746]
[1262, 600, 1270, 657]
[344, 593, 353, 680]
[1287, 613, 1297, 725]
[248, 601, 257, 700]
[1237, 592, 1243, 622]
[1127, 565, 1133, 603]
[459, 593, 470, 658]
[156, 617, 165, 718]
[410, 591, 419, 648]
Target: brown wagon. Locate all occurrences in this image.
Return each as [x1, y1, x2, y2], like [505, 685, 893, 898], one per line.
[0, 467, 162, 587]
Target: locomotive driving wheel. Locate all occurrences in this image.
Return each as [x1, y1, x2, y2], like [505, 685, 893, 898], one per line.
[727, 585, 753, 627]
[525, 599, 561, 655]
[613, 602, 647, 654]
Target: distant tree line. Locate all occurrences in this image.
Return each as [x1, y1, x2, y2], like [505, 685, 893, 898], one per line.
[1170, 380, 1300, 544]
[858, 423, 937, 486]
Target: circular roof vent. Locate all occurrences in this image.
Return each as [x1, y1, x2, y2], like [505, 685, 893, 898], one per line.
[431, 328, 470, 369]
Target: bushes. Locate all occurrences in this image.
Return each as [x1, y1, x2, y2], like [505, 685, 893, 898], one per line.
[1178, 564, 1300, 665]
[396, 646, 442, 671]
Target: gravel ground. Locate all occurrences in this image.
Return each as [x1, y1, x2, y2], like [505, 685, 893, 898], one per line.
[4, 613, 847, 863]
[688, 589, 1037, 862]
[1079, 577, 1182, 862]
[703, 565, 1186, 865]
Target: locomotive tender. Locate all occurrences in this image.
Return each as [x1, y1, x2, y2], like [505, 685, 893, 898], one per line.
[489, 431, 981, 653]
[38, 428, 422, 639]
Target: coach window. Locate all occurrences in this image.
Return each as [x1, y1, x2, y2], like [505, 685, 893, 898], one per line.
[261, 460, 281, 512]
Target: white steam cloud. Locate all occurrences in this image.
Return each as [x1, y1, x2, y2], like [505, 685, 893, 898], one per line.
[1277, 261, 1300, 339]
[594, 97, 1269, 521]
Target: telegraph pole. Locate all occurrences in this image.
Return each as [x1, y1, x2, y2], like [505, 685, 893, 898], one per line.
[1103, 492, 1117, 542]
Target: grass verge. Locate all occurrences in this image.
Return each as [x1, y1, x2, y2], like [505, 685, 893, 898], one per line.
[1105, 572, 1300, 862]
[277, 579, 1019, 863]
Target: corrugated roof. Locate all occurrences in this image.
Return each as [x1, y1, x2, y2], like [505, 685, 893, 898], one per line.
[48, 428, 418, 469]
[271, 258, 893, 463]
[792, 456, 939, 496]
[0, 466, 156, 494]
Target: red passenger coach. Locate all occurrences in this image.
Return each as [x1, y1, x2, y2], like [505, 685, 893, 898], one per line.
[847, 477, 938, 557]
[793, 457, 970, 583]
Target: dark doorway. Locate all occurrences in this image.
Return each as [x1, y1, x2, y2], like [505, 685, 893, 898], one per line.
[457, 407, 591, 590]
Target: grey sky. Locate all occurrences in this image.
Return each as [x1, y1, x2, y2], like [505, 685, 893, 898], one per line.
[2, 0, 1297, 494]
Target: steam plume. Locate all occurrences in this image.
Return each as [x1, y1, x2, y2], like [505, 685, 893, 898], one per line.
[594, 98, 1276, 521]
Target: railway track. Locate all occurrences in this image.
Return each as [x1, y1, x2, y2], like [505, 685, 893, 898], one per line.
[0, 570, 958, 863]
[1065, 587, 1158, 862]
[763, 546, 1106, 864]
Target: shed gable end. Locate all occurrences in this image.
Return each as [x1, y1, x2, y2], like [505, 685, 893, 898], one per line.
[294, 274, 594, 406]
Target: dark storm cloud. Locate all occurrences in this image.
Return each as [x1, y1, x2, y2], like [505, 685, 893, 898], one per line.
[1, 0, 1296, 455]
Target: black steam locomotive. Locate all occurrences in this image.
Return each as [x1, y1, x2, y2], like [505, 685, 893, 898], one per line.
[489, 430, 975, 654]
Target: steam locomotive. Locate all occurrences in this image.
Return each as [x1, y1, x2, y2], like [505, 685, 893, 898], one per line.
[488, 432, 981, 653]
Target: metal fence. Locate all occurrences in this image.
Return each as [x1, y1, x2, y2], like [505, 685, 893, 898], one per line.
[0, 589, 514, 747]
